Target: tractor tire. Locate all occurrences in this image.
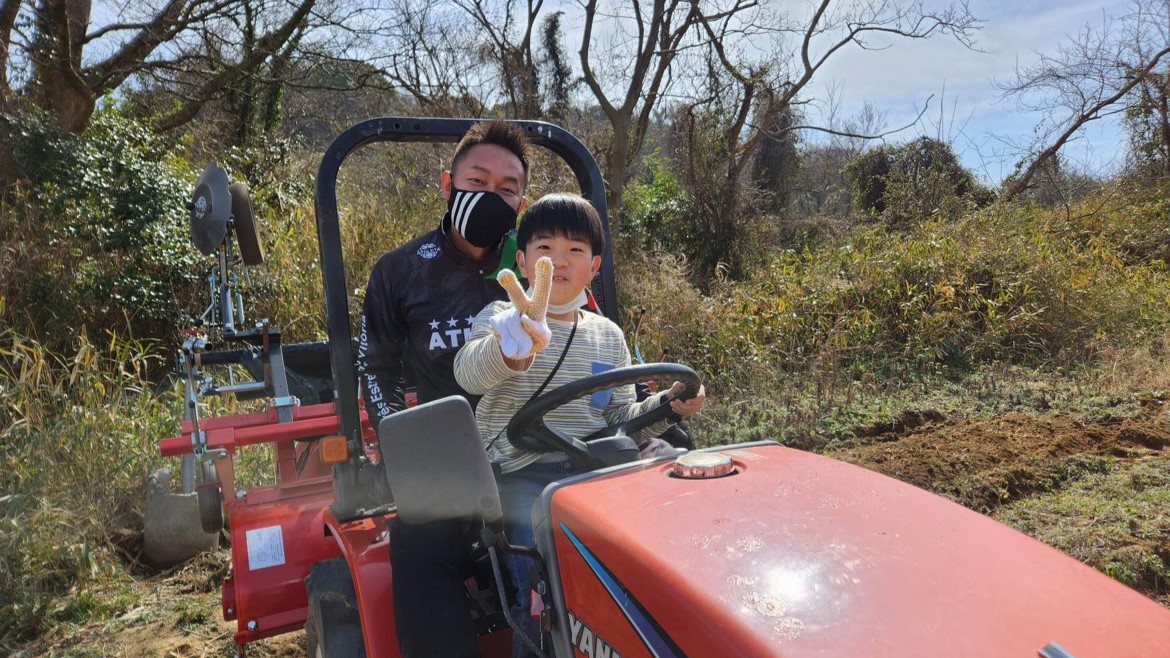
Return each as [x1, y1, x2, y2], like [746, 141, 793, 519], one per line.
[305, 558, 366, 658]
[196, 460, 224, 534]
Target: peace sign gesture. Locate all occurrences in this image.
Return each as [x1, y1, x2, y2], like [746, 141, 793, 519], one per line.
[491, 256, 554, 361]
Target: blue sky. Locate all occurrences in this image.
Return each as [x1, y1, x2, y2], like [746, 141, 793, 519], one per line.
[815, 0, 1131, 182]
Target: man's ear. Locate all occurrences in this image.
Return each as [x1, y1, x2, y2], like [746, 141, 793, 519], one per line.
[517, 196, 528, 213]
[440, 170, 453, 202]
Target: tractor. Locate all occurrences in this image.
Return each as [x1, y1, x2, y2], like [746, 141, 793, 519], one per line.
[158, 118, 1170, 657]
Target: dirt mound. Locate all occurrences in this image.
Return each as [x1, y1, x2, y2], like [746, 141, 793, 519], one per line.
[827, 412, 1169, 512]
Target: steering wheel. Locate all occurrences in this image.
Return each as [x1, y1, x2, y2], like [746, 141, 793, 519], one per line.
[505, 363, 702, 469]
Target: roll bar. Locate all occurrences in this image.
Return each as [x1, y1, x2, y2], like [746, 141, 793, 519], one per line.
[314, 118, 616, 458]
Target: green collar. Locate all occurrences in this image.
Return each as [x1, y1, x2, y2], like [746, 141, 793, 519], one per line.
[485, 232, 519, 280]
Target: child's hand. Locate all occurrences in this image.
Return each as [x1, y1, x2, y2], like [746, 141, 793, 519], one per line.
[666, 381, 706, 418]
[490, 306, 551, 360]
[493, 257, 553, 360]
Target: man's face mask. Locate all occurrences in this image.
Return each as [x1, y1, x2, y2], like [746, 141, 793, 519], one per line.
[447, 187, 518, 249]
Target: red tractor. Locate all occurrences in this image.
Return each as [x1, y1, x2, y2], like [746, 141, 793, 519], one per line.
[160, 119, 1170, 657]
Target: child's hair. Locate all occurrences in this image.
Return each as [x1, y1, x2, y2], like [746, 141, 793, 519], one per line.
[452, 120, 531, 186]
[517, 193, 606, 255]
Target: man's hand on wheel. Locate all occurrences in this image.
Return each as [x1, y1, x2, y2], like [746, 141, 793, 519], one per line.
[665, 381, 706, 418]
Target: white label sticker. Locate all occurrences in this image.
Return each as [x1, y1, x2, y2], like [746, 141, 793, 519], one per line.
[245, 525, 286, 570]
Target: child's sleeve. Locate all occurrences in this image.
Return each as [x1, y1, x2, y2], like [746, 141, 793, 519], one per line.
[600, 334, 674, 441]
[454, 301, 529, 395]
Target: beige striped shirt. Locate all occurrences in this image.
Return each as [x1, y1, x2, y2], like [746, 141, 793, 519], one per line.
[454, 300, 670, 473]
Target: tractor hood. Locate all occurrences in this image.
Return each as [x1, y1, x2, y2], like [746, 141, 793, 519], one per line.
[533, 442, 1170, 657]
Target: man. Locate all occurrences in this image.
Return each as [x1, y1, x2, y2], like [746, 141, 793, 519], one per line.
[356, 119, 530, 657]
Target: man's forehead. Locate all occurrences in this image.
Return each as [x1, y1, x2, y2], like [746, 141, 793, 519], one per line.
[465, 162, 522, 182]
[455, 144, 524, 178]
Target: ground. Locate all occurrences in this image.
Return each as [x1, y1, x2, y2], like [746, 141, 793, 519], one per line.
[18, 406, 1170, 657]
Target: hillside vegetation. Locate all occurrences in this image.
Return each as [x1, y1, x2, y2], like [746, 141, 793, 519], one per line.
[3, 114, 1170, 655]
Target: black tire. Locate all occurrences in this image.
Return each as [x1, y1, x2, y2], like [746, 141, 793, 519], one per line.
[196, 460, 224, 534]
[305, 558, 366, 658]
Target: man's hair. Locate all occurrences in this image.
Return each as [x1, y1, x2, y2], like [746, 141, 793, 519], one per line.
[517, 193, 606, 255]
[451, 120, 531, 186]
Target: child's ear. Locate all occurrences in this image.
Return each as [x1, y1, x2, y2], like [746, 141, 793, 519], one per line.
[515, 249, 528, 277]
[590, 255, 601, 274]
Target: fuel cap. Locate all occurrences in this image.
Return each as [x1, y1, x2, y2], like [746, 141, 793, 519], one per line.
[671, 452, 735, 479]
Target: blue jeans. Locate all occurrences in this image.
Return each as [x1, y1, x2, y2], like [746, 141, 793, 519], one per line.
[497, 460, 586, 658]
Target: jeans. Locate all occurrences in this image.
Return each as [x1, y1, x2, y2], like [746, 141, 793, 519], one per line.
[498, 460, 586, 658]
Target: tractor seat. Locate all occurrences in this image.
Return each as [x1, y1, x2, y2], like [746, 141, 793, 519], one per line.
[376, 395, 502, 526]
[377, 396, 511, 634]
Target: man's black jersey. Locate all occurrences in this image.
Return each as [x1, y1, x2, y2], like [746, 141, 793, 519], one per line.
[357, 218, 511, 426]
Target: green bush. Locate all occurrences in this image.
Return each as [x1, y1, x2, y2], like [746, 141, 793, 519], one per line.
[844, 137, 993, 226]
[5, 109, 200, 348]
[622, 191, 1170, 398]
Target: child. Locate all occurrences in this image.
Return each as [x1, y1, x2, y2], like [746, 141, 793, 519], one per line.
[454, 193, 705, 657]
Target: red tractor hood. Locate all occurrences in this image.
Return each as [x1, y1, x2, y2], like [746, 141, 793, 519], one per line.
[539, 443, 1170, 657]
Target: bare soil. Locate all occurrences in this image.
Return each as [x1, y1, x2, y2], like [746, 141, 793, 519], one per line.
[827, 407, 1170, 512]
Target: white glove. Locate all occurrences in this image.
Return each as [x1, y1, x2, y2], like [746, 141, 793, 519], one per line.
[493, 257, 554, 360]
[490, 305, 551, 360]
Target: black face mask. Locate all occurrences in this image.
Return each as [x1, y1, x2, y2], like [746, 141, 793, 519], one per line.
[446, 187, 518, 249]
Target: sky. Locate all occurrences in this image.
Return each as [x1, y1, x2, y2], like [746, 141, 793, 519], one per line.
[813, 0, 1133, 182]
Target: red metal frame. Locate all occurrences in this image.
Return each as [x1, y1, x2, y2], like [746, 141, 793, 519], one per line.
[159, 402, 357, 653]
[159, 401, 512, 656]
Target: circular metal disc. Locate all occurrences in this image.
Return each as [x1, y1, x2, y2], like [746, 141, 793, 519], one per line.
[229, 182, 264, 266]
[671, 452, 736, 479]
[190, 164, 230, 255]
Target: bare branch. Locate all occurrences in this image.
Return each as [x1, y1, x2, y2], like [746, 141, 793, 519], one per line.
[1003, 44, 1170, 201]
[152, 0, 317, 131]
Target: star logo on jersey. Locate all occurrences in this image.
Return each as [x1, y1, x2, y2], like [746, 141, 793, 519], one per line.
[428, 316, 474, 351]
[417, 243, 440, 260]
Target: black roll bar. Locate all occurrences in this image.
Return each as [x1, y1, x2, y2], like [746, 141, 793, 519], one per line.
[315, 118, 617, 457]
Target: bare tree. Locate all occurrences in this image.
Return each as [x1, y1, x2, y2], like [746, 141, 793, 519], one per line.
[792, 99, 888, 217]
[453, 0, 544, 117]
[668, 0, 976, 253]
[999, 0, 1170, 201]
[576, 0, 768, 210]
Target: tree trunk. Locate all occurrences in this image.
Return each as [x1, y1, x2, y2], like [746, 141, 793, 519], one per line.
[605, 121, 632, 214]
[32, 0, 96, 133]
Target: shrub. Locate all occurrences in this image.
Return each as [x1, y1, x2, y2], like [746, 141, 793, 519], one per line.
[844, 137, 993, 226]
[5, 109, 200, 349]
[0, 332, 178, 650]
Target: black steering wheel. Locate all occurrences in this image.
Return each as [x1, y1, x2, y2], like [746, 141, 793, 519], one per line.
[505, 363, 702, 469]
